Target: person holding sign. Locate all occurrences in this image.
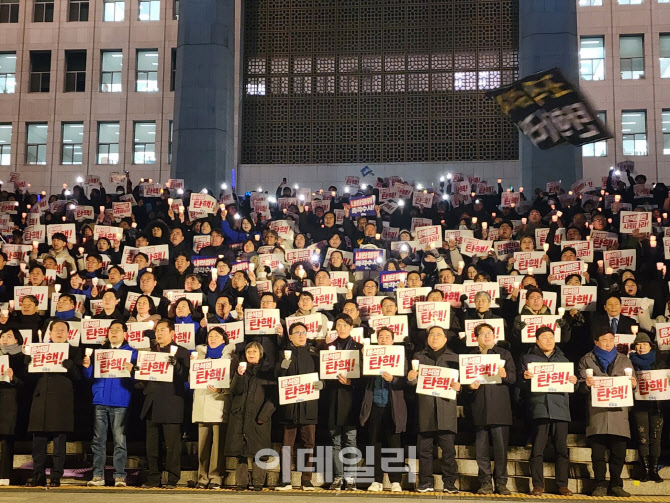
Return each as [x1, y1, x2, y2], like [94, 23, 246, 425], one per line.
[359, 327, 407, 493]
[225, 342, 276, 491]
[579, 331, 637, 497]
[467, 323, 516, 496]
[25, 320, 81, 487]
[139, 319, 190, 489]
[0, 329, 25, 486]
[407, 326, 460, 494]
[591, 294, 636, 342]
[274, 322, 321, 491]
[192, 327, 235, 490]
[629, 333, 664, 483]
[323, 313, 363, 491]
[520, 327, 577, 497]
[82, 321, 137, 487]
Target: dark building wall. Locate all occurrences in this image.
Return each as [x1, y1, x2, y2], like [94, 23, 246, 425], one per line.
[172, 0, 235, 189]
[519, 0, 583, 190]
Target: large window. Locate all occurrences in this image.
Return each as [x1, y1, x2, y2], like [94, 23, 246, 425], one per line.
[0, 124, 11, 165]
[0, 53, 16, 93]
[663, 110, 670, 155]
[583, 112, 608, 157]
[97, 122, 120, 164]
[61, 122, 84, 164]
[65, 50, 86, 92]
[580, 36, 605, 81]
[29, 51, 51, 93]
[661, 34, 670, 78]
[136, 50, 158, 92]
[138, 0, 159, 20]
[26, 123, 48, 165]
[241, 0, 520, 164]
[0, 0, 19, 23]
[170, 48, 176, 91]
[133, 121, 156, 164]
[101, 50, 122, 92]
[622, 111, 647, 156]
[68, 0, 89, 21]
[618, 0, 643, 4]
[34, 0, 54, 22]
[620, 35, 644, 79]
[103, 0, 124, 21]
[168, 120, 173, 163]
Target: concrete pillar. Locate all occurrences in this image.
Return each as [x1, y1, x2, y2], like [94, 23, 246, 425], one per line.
[519, 0, 583, 191]
[172, 0, 235, 190]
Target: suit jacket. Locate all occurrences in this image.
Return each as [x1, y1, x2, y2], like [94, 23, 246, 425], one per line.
[591, 313, 635, 340]
[139, 342, 190, 423]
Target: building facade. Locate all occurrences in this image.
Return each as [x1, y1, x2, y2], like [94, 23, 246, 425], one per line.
[578, 0, 670, 184]
[0, 0, 178, 193]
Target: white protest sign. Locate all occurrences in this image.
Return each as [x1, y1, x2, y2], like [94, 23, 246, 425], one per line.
[635, 370, 670, 401]
[189, 358, 231, 389]
[591, 376, 633, 407]
[458, 354, 502, 384]
[362, 345, 405, 376]
[135, 352, 174, 382]
[93, 349, 132, 378]
[520, 315, 561, 343]
[319, 349, 360, 379]
[416, 365, 459, 400]
[28, 343, 69, 373]
[528, 362, 574, 393]
[278, 372, 320, 405]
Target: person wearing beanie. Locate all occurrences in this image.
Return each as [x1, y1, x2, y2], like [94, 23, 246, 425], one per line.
[578, 330, 637, 497]
[629, 333, 664, 483]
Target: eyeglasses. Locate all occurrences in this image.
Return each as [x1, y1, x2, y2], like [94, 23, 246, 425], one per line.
[291, 331, 308, 336]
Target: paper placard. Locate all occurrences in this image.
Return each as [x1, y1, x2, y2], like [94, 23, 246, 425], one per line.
[460, 237, 493, 257]
[415, 225, 442, 251]
[278, 372, 320, 405]
[362, 345, 405, 376]
[126, 322, 153, 349]
[93, 349, 132, 378]
[549, 261, 586, 285]
[562, 240, 593, 263]
[634, 370, 670, 401]
[620, 297, 653, 322]
[135, 352, 174, 382]
[458, 354, 502, 384]
[591, 376, 633, 407]
[356, 296, 384, 321]
[494, 240, 520, 260]
[353, 248, 386, 271]
[444, 229, 474, 246]
[349, 195, 376, 217]
[189, 358, 231, 389]
[414, 301, 451, 329]
[603, 249, 636, 273]
[81, 318, 114, 345]
[619, 211, 651, 234]
[244, 309, 281, 335]
[396, 287, 431, 314]
[560, 285, 597, 312]
[14, 286, 49, 311]
[614, 333, 636, 355]
[416, 365, 459, 400]
[319, 349, 360, 379]
[0, 355, 9, 383]
[463, 318, 505, 346]
[47, 224, 77, 244]
[434, 283, 465, 303]
[591, 230, 618, 251]
[368, 315, 409, 342]
[208, 321, 244, 346]
[285, 314, 326, 339]
[303, 286, 337, 312]
[463, 282, 499, 308]
[520, 315, 561, 343]
[28, 343, 69, 373]
[655, 322, 670, 351]
[528, 362, 574, 393]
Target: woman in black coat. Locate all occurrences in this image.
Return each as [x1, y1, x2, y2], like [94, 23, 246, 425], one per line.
[225, 342, 276, 491]
[0, 329, 25, 485]
[25, 320, 81, 487]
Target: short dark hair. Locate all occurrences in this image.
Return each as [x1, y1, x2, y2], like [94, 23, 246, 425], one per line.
[155, 318, 175, 332]
[535, 326, 555, 339]
[334, 313, 353, 327]
[289, 322, 308, 334]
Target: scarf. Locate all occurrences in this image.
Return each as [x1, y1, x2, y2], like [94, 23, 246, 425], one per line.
[217, 274, 229, 290]
[593, 345, 618, 372]
[0, 343, 22, 355]
[56, 309, 76, 320]
[206, 343, 225, 359]
[629, 350, 656, 371]
[176, 314, 200, 332]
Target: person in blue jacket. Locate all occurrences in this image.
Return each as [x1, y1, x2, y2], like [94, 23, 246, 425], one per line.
[82, 320, 138, 487]
[219, 209, 261, 244]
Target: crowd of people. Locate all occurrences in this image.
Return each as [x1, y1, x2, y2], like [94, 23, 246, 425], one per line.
[0, 167, 668, 497]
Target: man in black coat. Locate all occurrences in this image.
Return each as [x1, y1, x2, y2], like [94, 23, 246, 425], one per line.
[138, 318, 190, 489]
[159, 252, 193, 291]
[197, 228, 235, 264]
[408, 326, 460, 494]
[520, 327, 577, 497]
[274, 322, 321, 491]
[467, 322, 516, 496]
[25, 320, 81, 487]
[322, 313, 363, 491]
[591, 294, 636, 340]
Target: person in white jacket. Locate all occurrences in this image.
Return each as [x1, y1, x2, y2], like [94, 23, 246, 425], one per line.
[192, 327, 237, 489]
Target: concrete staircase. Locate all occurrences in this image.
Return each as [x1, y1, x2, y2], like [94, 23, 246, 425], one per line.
[8, 435, 670, 495]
